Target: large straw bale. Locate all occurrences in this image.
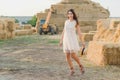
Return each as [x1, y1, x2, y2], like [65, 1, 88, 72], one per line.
[87, 41, 120, 66]
[80, 26, 96, 33]
[89, 31, 97, 34]
[0, 20, 7, 30]
[5, 19, 16, 39]
[111, 24, 120, 42]
[82, 33, 95, 42]
[0, 18, 15, 32]
[103, 28, 116, 41]
[6, 21, 15, 32]
[23, 24, 32, 30]
[93, 19, 111, 41]
[87, 19, 120, 66]
[15, 29, 33, 36]
[0, 21, 4, 30]
[31, 27, 37, 33]
[0, 18, 16, 39]
[96, 19, 110, 31]
[93, 26, 107, 41]
[0, 30, 7, 40]
[93, 19, 120, 42]
[110, 19, 120, 29]
[15, 23, 21, 30]
[6, 31, 15, 39]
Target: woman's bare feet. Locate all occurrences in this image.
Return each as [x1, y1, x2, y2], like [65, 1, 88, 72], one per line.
[70, 67, 75, 76]
[79, 65, 85, 74]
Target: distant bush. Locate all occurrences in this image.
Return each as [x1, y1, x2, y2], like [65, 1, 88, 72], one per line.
[15, 19, 19, 23]
[27, 16, 37, 27]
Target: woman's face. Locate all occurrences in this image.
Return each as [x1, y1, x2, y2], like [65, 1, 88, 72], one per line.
[67, 11, 73, 19]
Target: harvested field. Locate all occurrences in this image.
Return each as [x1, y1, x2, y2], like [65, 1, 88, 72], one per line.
[0, 34, 119, 80]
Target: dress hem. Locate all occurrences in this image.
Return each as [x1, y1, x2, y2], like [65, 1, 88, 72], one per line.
[63, 50, 80, 54]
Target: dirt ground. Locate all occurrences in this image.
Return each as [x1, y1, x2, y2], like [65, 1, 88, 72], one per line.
[0, 34, 120, 80]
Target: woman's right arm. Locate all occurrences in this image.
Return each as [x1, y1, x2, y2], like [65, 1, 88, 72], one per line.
[59, 21, 66, 46]
[59, 30, 64, 46]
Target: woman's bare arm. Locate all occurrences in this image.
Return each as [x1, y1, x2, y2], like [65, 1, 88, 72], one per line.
[59, 28, 65, 46]
[60, 30, 64, 42]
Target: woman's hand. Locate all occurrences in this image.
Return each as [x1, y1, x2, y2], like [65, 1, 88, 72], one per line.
[82, 42, 85, 48]
[59, 41, 63, 47]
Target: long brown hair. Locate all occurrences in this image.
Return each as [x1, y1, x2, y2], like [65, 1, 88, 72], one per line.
[67, 9, 79, 26]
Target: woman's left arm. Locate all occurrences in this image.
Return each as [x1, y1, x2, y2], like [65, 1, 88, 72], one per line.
[76, 25, 85, 48]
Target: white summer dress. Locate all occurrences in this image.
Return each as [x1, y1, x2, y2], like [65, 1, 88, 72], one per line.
[63, 20, 80, 53]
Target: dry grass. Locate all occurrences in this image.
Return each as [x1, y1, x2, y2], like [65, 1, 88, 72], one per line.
[0, 34, 120, 80]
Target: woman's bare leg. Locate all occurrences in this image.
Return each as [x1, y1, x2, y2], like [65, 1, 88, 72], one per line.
[65, 52, 75, 75]
[71, 53, 81, 65]
[71, 53, 85, 74]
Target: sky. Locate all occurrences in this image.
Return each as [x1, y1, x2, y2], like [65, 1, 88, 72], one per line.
[0, 0, 120, 17]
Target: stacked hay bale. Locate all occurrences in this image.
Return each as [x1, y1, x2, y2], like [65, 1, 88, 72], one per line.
[0, 18, 16, 40]
[93, 19, 120, 41]
[111, 23, 120, 42]
[93, 19, 112, 41]
[0, 18, 36, 39]
[81, 30, 97, 42]
[82, 33, 95, 42]
[36, 0, 109, 33]
[15, 30, 33, 36]
[23, 24, 32, 29]
[15, 23, 22, 30]
[15, 24, 34, 36]
[87, 41, 120, 65]
[6, 19, 16, 39]
[87, 19, 120, 66]
[0, 20, 7, 40]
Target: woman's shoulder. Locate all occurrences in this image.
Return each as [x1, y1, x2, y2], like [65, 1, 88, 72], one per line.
[66, 19, 76, 22]
[64, 20, 69, 25]
[65, 19, 69, 22]
[65, 19, 76, 24]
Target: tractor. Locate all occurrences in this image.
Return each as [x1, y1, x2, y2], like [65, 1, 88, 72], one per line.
[39, 19, 58, 35]
[38, 7, 58, 35]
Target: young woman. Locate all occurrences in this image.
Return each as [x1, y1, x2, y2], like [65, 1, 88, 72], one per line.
[59, 9, 85, 76]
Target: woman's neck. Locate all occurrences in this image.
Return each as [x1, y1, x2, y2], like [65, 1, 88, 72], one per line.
[69, 18, 74, 21]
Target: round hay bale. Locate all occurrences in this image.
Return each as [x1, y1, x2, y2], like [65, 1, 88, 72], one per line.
[0, 20, 7, 30]
[0, 30, 7, 40]
[7, 21, 15, 32]
[0, 21, 4, 30]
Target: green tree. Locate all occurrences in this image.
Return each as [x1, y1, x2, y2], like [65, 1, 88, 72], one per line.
[27, 16, 37, 27]
[15, 19, 19, 23]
